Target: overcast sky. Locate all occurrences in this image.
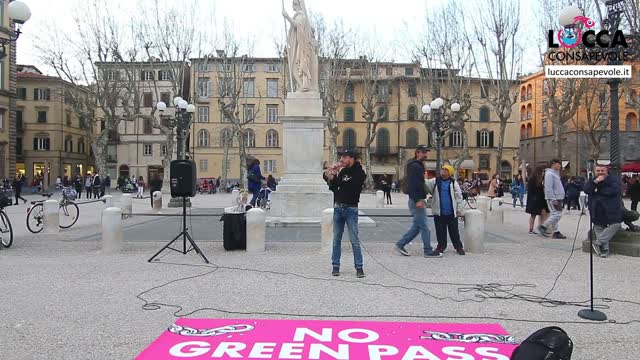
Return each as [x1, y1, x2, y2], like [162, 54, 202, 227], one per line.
[17, 0, 541, 75]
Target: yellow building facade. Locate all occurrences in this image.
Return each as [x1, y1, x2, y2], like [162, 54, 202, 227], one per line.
[15, 66, 94, 186]
[0, 0, 16, 179]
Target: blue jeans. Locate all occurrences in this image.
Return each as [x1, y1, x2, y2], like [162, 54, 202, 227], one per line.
[250, 190, 259, 206]
[396, 199, 434, 254]
[332, 207, 363, 269]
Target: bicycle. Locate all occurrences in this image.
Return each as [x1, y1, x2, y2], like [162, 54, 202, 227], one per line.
[461, 185, 477, 210]
[26, 190, 80, 234]
[0, 200, 14, 248]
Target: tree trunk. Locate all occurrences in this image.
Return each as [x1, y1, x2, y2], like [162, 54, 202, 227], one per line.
[222, 140, 230, 189]
[239, 139, 248, 190]
[364, 145, 373, 191]
[329, 127, 339, 165]
[161, 131, 174, 193]
[554, 125, 563, 160]
[496, 116, 508, 174]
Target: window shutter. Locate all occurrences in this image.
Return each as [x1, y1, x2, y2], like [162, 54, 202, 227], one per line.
[46, 138, 50, 150]
[33, 88, 38, 100]
[476, 131, 481, 148]
[489, 131, 494, 147]
[46, 89, 51, 101]
[140, 70, 145, 80]
[33, 138, 38, 150]
[158, 70, 163, 80]
[448, 133, 453, 147]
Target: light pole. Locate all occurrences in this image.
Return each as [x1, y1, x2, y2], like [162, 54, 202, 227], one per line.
[604, 0, 624, 182]
[0, 1, 31, 59]
[156, 96, 196, 160]
[422, 98, 460, 172]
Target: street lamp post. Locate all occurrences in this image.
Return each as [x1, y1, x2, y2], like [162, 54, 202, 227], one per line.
[157, 96, 196, 161]
[422, 98, 460, 172]
[604, 0, 624, 182]
[0, 1, 31, 59]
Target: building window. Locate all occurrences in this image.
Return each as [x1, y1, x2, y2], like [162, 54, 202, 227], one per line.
[37, 111, 47, 123]
[598, 112, 609, 128]
[376, 83, 391, 101]
[376, 128, 390, 153]
[197, 63, 213, 72]
[16, 110, 23, 130]
[64, 137, 73, 153]
[479, 106, 490, 122]
[199, 159, 208, 172]
[198, 130, 210, 147]
[266, 129, 279, 147]
[345, 83, 355, 102]
[267, 79, 278, 98]
[343, 128, 356, 148]
[344, 107, 355, 121]
[408, 81, 417, 97]
[78, 140, 85, 154]
[221, 110, 232, 123]
[17, 88, 26, 100]
[452, 131, 462, 147]
[267, 105, 278, 123]
[481, 85, 488, 99]
[480, 130, 490, 148]
[143, 93, 153, 107]
[405, 67, 414, 76]
[143, 144, 153, 156]
[197, 77, 212, 97]
[386, 67, 393, 76]
[79, 116, 85, 129]
[264, 160, 276, 173]
[542, 118, 548, 135]
[407, 105, 417, 121]
[243, 79, 255, 97]
[198, 106, 209, 122]
[66, 112, 71, 126]
[265, 63, 280, 72]
[16, 137, 22, 155]
[0, 111, 3, 130]
[241, 63, 256, 72]
[378, 105, 388, 121]
[160, 92, 171, 105]
[143, 119, 153, 134]
[406, 128, 418, 148]
[479, 154, 490, 170]
[221, 128, 234, 146]
[104, 70, 118, 81]
[244, 129, 256, 147]
[142, 70, 154, 81]
[526, 124, 532, 138]
[161, 144, 168, 156]
[244, 105, 255, 123]
[33, 137, 50, 151]
[34, 88, 51, 101]
[160, 70, 172, 81]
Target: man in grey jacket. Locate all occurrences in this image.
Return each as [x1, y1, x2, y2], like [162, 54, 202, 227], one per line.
[538, 159, 567, 239]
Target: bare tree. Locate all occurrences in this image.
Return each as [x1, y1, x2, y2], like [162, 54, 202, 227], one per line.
[314, 15, 354, 164]
[213, 30, 262, 190]
[574, 81, 610, 161]
[411, 0, 474, 176]
[468, 0, 522, 170]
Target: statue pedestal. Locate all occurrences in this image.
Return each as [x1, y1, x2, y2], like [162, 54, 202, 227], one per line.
[268, 92, 333, 226]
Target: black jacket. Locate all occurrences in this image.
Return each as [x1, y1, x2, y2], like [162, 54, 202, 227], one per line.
[406, 159, 427, 202]
[323, 161, 366, 206]
[584, 175, 622, 226]
[629, 182, 640, 201]
[149, 178, 163, 192]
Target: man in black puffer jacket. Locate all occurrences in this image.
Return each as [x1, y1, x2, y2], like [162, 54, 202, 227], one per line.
[584, 165, 622, 258]
[323, 149, 366, 278]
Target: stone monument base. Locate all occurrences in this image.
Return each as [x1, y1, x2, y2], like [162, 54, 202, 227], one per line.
[582, 229, 640, 257]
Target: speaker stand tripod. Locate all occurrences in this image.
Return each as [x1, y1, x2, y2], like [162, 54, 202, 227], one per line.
[148, 196, 209, 263]
[577, 217, 607, 321]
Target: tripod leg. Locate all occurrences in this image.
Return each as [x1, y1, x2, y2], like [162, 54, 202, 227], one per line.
[148, 234, 181, 262]
[185, 231, 209, 263]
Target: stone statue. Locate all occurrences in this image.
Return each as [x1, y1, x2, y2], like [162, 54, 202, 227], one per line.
[282, 0, 319, 93]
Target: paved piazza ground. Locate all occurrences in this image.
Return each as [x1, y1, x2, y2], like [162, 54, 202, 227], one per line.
[1, 191, 639, 359]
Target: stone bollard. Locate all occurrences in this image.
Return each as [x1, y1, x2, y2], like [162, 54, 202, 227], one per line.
[44, 199, 59, 234]
[120, 193, 132, 218]
[102, 207, 123, 253]
[231, 189, 240, 205]
[321, 208, 334, 253]
[475, 196, 490, 220]
[100, 195, 114, 223]
[152, 191, 162, 211]
[246, 208, 266, 252]
[464, 209, 485, 253]
[376, 190, 384, 208]
[488, 198, 504, 224]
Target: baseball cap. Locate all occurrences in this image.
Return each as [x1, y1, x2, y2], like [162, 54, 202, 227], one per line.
[339, 148, 359, 158]
[416, 145, 430, 152]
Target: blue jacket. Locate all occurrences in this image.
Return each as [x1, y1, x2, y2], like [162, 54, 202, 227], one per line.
[406, 159, 427, 202]
[248, 164, 264, 193]
[584, 175, 622, 226]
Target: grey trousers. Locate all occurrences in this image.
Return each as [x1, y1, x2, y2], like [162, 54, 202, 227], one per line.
[543, 200, 563, 233]
[593, 223, 621, 251]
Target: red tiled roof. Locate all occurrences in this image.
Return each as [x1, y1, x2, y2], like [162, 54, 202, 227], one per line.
[17, 72, 60, 80]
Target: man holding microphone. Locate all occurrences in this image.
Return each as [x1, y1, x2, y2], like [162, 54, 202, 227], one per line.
[323, 149, 366, 277]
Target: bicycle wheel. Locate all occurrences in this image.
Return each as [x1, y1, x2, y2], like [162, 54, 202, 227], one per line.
[0, 210, 13, 248]
[59, 202, 80, 229]
[467, 197, 477, 209]
[26, 203, 44, 234]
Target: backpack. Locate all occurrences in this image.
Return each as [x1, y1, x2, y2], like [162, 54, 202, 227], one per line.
[510, 326, 573, 360]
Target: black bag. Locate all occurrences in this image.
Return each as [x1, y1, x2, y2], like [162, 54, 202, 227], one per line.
[220, 213, 246, 250]
[622, 207, 639, 223]
[0, 192, 12, 207]
[247, 172, 260, 183]
[510, 326, 573, 360]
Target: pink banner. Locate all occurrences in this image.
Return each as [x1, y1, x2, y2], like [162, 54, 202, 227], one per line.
[137, 318, 517, 359]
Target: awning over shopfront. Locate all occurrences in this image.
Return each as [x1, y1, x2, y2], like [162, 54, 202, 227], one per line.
[597, 160, 611, 165]
[424, 161, 438, 170]
[622, 163, 640, 173]
[371, 165, 397, 175]
[448, 159, 475, 169]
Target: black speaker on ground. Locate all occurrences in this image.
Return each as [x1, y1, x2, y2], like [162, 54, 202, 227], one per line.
[170, 159, 197, 197]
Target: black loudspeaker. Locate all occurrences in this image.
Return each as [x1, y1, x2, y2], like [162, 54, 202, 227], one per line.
[170, 159, 197, 197]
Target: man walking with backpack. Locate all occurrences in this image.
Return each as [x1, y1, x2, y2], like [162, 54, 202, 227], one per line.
[395, 145, 441, 258]
[538, 159, 567, 239]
